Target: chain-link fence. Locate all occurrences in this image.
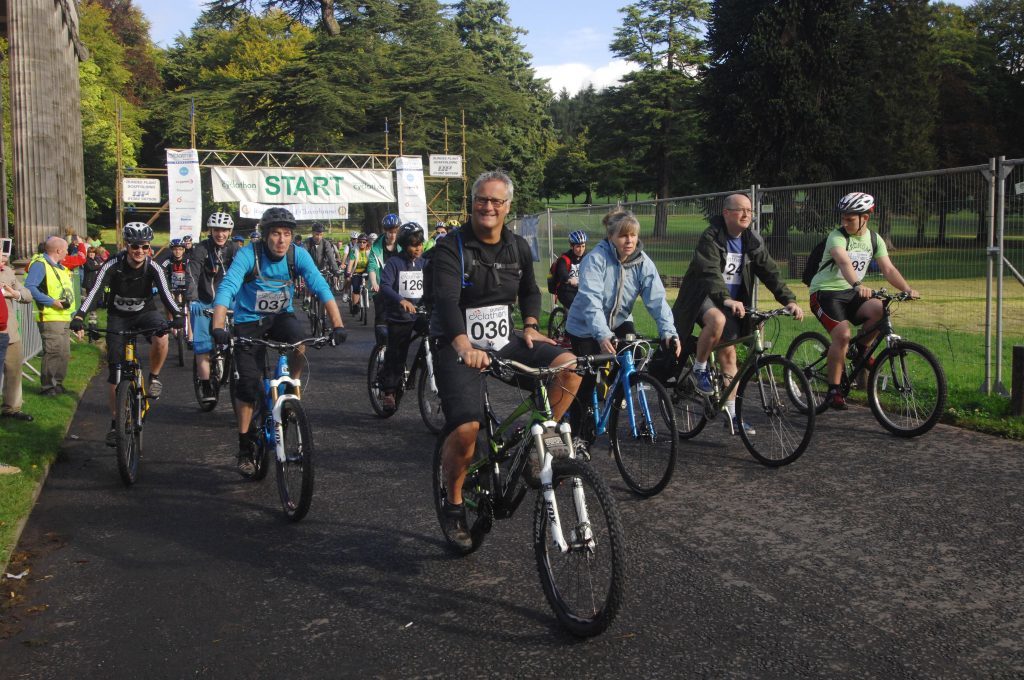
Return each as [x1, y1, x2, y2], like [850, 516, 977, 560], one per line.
[515, 159, 1023, 403]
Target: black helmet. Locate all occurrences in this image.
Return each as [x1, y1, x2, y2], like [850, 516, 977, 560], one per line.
[259, 207, 296, 230]
[397, 222, 424, 249]
[311, 222, 325, 233]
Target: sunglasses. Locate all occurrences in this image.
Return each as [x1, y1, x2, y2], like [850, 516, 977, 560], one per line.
[128, 243, 151, 251]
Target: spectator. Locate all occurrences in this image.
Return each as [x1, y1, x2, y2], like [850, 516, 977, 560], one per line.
[25, 236, 74, 395]
[0, 272, 16, 473]
[82, 246, 103, 294]
[1, 248, 34, 422]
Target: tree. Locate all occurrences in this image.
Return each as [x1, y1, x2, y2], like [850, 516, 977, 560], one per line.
[542, 130, 597, 203]
[92, 0, 163, 104]
[205, 0, 342, 35]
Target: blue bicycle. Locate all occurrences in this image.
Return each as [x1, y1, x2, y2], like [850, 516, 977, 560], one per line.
[570, 336, 678, 497]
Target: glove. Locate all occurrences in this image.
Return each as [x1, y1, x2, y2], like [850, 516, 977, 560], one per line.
[330, 326, 348, 346]
[70, 316, 85, 333]
[212, 327, 232, 346]
[169, 315, 185, 330]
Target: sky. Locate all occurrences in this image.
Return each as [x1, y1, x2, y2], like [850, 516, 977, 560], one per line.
[134, 0, 974, 95]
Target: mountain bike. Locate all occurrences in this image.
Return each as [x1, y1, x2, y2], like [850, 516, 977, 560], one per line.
[234, 334, 330, 521]
[671, 308, 815, 467]
[431, 353, 626, 638]
[569, 336, 678, 497]
[90, 323, 169, 486]
[546, 304, 569, 347]
[785, 289, 947, 437]
[366, 310, 443, 432]
[193, 308, 235, 412]
[170, 287, 191, 367]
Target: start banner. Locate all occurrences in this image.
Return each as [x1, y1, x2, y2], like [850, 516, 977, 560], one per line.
[211, 167, 395, 204]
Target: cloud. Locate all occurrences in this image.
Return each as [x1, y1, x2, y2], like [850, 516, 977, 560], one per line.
[536, 59, 639, 95]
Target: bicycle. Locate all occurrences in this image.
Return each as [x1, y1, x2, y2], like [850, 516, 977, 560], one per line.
[193, 308, 235, 412]
[234, 334, 330, 522]
[546, 304, 569, 348]
[671, 308, 815, 467]
[366, 309, 444, 433]
[170, 288, 191, 367]
[89, 323, 169, 486]
[785, 289, 947, 437]
[569, 336, 678, 496]
[431, 353, 626, 638]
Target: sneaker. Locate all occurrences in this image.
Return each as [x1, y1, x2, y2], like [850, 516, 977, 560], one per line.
[1, 410, 34, 422]
[725, 416, 756, 436]
[691, 367, 714, 395]
[105, 428, 118, 447]
[381, 393, 397, 414]
[442, 500, 473, 551]
[237, 455, 256, 477]
[826, 389, 848, 411]
[148, 377, 163, 399]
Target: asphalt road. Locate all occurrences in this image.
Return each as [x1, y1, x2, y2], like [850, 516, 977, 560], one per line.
[1, 315, 1022, 678]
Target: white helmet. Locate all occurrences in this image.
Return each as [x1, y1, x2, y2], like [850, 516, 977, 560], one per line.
[837, 192, 875, 215]
[368, 233, 379, 243]
[207, 212, 235, 229]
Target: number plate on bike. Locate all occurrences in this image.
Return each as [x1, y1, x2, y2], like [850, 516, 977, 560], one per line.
[465, 305, 510, 351]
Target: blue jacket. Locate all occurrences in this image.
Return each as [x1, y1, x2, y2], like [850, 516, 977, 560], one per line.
[565, 238, 676, 341]
[214, 243, 333, 324]
[379, 253, 425, 324]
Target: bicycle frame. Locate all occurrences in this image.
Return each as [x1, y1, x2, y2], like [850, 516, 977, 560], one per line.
[703, 320, 772, 413]
[585, 343, 652, 440]
[116, 336, 150, 422]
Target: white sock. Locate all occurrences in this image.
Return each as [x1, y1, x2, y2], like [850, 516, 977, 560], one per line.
[694, 360, 708, 371]
[725, 400, 736, 418]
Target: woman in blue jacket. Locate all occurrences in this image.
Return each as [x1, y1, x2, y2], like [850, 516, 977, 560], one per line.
[565, 209, 680, 429]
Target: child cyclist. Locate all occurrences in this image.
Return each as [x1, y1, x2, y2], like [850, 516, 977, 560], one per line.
[377, 223, 428, 414]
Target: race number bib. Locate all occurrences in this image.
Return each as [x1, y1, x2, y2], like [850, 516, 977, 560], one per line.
[848, 251, 871, 281]
[723, 253, 743, 286]
[465, 305, 511, 351]
[171, 271, 187, 289]
[254, 289, 289, 314]
[398, 270, 423, 299]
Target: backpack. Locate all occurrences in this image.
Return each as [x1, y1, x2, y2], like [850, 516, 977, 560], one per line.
[243, 242, 297, 284]
[801, 229, 878, 287]
[546, 254, 571, 294]
[421, 228, 475, 310]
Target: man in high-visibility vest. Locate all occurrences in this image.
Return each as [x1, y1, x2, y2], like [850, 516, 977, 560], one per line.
[25, 236, 75, 396]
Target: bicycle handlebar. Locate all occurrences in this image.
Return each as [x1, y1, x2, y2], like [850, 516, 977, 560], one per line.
[870, 288, 914, 302]
[87, 325, 171, 336]
[233, 335, 330, 352]
[461, 352, 617, 379]
[745, 308, 794, 324]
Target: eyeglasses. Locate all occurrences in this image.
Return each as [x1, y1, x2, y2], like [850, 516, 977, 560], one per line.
[473, 196, 509, 208]
[128, 243, 151, 251]
[725, 208, 754, 215]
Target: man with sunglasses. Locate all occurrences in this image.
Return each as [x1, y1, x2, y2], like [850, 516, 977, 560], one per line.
[71, 223, 184, 446]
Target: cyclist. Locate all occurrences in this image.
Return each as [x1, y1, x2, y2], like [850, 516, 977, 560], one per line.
[432, 171, 580, 550]
[809, 192, 919, 410]
[70, 223, 184, 445]
[671, 192, 804, 436]
[181, 234, 194, 259]
[344, 233, 371, 315]
[424, 221, 447, 252]
[210, 207, 346, 475]
[187, 212, 240, 403]
[303, 222, 341, 280]
[249, 230, 261, 243]
[566, 210, 680, 434]
[549, 230, 588, 309]
[159, 239, 190, 296]
[378, 223, 428, 413]
[368, 213, 403, 344]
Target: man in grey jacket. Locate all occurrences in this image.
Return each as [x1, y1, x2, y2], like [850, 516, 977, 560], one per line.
[1, 248, 35, 422]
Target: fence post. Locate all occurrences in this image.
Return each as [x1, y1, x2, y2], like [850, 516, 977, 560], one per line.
[994, 156, 1010, 396]
[1012, 346, 1024, 417]
[750, 184, 759, 310]
[981, 158, 996, 395]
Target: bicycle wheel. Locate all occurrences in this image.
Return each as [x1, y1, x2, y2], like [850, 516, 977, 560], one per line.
[785, 331, 831, 415]
[115, 381, 141, 486]
[431, 432, 490, 554]
[366, 343, 388, 416]
[867, 340, 946, 438]
[608, 373, 677, 497]
[547, 306, 567, 344]
[534, 457, 626, 638]
[671, 352, 708, 439]
[736, 356, 815, 467]
[276, 399, 314, 521]
[417, 355, 445, 434]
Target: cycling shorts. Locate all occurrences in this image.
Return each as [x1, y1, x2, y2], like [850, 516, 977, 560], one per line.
[697, 296, 741, 342]
[232, 313, 305, 404]
[191, 301, 214, 354]
[106, 311, 168, 384]
[810, 289, 869, 333]
[351, 273, 365, 295]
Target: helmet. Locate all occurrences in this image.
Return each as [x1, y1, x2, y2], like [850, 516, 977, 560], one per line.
[231, 235, 245, 243]
[435, 220, 446, 230]
[397, 222, 424, 249]
[446, 219, 461, 228]
[311, 222, 325, 233]
[368, 233, 379, 243]
[350, 231, 360, 241]
[207, 212, 234, 230]
[182, 235, 193, 243]
[381, 213, 401, 229]
[568, 230, 588, 245]
[837, 192, 875, 215]
[357, 233, 369, 242]
[249, 230, 261, 241]
[259, 207, 296, 230]
[169, 238, 185, 248]
[123, 222, 154, 243]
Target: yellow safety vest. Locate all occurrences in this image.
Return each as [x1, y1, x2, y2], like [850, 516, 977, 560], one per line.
[29, 255, 74, 322]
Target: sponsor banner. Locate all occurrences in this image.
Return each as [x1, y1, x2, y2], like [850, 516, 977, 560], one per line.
[122, 178, 161, 204]
[395, 156, 428, 237]
[239, 201, 349, 222]
[428, 154, 463, 178]
[211, 167, 394, 204]
[166, 149, 203, 241]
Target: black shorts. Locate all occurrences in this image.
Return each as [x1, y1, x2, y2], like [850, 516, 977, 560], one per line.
[106, 311, 168, 384]
[433, 333, 572, 431]
[232, 313, 305, 404]
[810, 289, 869, 333]
[697, 296, 741, 341]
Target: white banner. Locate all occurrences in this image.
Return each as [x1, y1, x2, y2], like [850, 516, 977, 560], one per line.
[122, 178, 161, 204]
[239, 201, 349, 222]
[396, 156, 428, 237]
[429, 154, 463, 178]
[211, 167, 395, 204]
[166, 149, 203, 241]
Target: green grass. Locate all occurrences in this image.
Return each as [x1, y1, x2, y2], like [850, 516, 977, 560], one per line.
[0, 341, 103, 568]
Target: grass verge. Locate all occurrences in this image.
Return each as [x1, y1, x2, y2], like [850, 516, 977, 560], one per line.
[0, 340, 103, 569]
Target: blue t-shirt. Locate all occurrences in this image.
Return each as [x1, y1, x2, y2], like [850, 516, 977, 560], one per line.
[724, 236, 744, 300]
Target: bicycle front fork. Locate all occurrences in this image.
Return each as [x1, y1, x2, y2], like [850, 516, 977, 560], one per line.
[532, 421, 590, 553]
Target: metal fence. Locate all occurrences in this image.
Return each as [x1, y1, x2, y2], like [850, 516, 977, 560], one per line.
[514, 158, 1024, 401]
